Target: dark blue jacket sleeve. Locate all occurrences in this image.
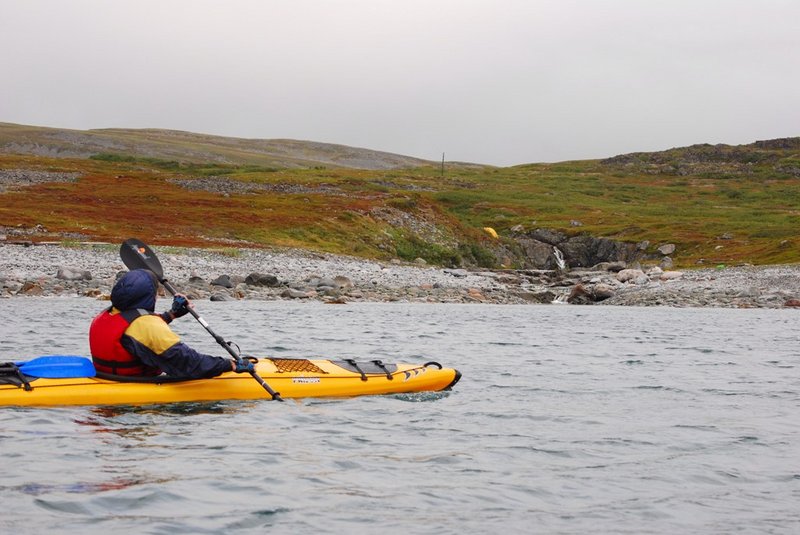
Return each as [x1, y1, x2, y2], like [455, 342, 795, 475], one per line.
[121, 337, 232, 379]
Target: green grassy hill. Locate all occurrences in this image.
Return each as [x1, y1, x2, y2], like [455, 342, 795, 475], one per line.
[1, 122, 798, 268]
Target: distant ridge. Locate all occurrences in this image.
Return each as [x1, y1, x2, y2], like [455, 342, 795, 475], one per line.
[602, 137, 800, 165]
[1, 121, 796, 170]
[0, 122, 435, 170]
[600, 137, 800, 177]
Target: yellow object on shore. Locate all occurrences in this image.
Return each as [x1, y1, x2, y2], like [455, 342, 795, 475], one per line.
[483, 227, 498, 239]
[0, 358, 460, 407]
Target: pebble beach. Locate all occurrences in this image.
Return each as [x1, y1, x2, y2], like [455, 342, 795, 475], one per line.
[2, 242, 800, 308]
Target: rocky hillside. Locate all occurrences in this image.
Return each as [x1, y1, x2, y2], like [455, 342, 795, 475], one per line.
[0, 122, 435, 170]
[1, 124, 798, 269]
[601, 138, 800, 177]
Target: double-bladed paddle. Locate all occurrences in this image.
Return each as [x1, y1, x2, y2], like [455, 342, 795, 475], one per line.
[14, 355, 96, 378]
[119, 238, 283, 401]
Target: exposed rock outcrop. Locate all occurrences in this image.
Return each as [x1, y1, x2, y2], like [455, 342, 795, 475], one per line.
[512, 229, 640, 270]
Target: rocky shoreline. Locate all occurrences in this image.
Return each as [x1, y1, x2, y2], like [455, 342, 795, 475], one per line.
[2, 242, 800, 308]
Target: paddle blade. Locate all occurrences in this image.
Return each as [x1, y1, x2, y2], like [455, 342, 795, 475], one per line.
[120, 238, 165, 279]
[17, 355, 96, 378]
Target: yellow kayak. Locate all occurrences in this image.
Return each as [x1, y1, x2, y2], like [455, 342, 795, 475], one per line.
[0, 357, 461, 407]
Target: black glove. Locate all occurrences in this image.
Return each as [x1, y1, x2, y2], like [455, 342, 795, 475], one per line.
[233, 358, 255, 374]
[170, 295, 191, 319]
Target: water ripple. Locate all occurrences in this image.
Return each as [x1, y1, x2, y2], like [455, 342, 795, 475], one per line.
[2, 300, 799, 533]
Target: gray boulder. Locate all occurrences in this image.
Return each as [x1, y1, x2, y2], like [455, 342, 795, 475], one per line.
[56, 267, 92, 281]
[282, 288, 310, 299]
[210, 275, 234, 288]
[310, 276, 338, 288]
[647, 266, 664, 277]
[591, 261, 627, 272]
[617, 268, 647, 284]
[245, 273, 279, 286]
[592, 283, 616, 301]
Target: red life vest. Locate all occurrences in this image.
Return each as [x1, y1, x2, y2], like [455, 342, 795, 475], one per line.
[89, 308, 161, 376]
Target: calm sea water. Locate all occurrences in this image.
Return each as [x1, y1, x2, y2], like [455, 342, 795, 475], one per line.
[0, 298, 798, 534]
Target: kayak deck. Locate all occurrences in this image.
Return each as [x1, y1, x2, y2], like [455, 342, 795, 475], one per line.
[0, 358, 461, 406]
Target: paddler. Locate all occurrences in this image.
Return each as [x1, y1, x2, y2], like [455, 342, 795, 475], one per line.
[89, 269, 255, 379]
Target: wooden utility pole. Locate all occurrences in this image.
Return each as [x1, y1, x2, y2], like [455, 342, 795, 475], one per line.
[441, 153, 445, 177]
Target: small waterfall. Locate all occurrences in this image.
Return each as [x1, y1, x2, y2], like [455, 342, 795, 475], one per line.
[551, 247, 569, 303]
[553, 247, 566, 271]
[551, 289, 570, 304]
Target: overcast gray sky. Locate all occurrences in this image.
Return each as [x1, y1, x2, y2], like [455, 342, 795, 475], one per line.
[1, 0, 798, 166]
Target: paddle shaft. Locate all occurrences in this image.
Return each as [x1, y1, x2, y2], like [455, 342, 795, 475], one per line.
[160, 278, 283, 401]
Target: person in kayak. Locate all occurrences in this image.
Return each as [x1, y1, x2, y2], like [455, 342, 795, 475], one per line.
[89, 269, 254, 379]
